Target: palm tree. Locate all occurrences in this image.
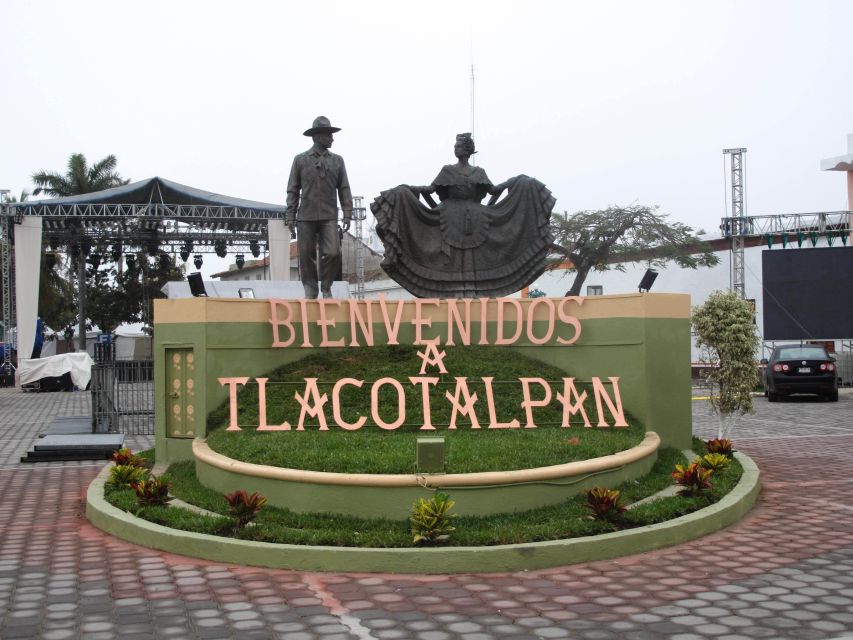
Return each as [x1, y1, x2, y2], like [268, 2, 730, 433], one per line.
[32, 153, 129, 197]
[31, 153, 130, 350]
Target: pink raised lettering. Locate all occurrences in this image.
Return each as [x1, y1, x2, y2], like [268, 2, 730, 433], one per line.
[445, 299, 472, 346]
[413, 299, 439, 345]
[526, 297, 556, 345]
[318, 299, 345, 347]
[371, 377, 406, 430]
[256, 377, 291, 431]
[445, 377, 481, 429]
[591, 377, 628, 427]
[409, 376, 439, 430]
[332, 378, 367, 430]
[482, 377, 520, 429]
[218, 377, 249, 431]
[556, 377, 591, 428]
[377, 294, 405, 345]
[556, 297, 583, 345]
[294, 378, 330, 430]
[495, 298, 523, 345]
[348, 300, 375, 347]
[268, 299, 296, 348]
[519, 377, 552, 428]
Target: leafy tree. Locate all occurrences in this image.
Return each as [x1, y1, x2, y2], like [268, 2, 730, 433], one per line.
[550, 204, 719, 296]
[115, 252, 185, 332]
[84, 260, 139, 336]
[38, 252, 77, 337]
[32, 153, 129, 197]
[692, 290, 759, 439]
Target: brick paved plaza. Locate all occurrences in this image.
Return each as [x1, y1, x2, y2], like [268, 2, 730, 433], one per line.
[0, 386, 852, 639]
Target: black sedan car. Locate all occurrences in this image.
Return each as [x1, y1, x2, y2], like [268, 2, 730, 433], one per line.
[762, 344, 839, 402]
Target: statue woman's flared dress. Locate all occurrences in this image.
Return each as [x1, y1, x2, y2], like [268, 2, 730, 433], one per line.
[371, 164, 554, 298]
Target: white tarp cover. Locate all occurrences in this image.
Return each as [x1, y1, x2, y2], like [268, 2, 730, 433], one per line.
[18, 352, 94, 389]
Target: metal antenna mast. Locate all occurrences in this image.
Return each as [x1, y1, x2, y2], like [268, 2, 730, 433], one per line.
[352, 196, 366, 299]
[470, 64, 476, 137]
[723, 148, 747, 298]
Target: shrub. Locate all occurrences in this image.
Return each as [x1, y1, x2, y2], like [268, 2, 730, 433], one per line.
[107, 464, 148, 488]
[692, 291, 759, 439]
[583, 486, 626, 525]
[697, 453, 731, 472]
[672, 462, 713, 497]
[704, 438, 734, 457]
[132, 476, 172, 507]
[410, 492, 457, 545]
[224, 490, 267, 529]
[112, 447, 144, 468]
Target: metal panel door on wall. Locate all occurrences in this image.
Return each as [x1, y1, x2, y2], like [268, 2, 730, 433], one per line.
[166, 348, 197, 438]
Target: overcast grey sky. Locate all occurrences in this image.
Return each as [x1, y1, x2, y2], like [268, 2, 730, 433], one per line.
[3, 0, 852, 275]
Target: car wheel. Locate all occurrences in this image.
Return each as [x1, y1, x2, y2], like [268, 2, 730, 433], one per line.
[768, 390, 778, 402]
[828, 390, 839, 402]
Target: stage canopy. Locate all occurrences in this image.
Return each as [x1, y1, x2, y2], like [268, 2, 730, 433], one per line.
[10, 176, 286, 219]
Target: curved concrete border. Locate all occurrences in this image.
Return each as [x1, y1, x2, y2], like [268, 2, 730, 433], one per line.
[195, 432, 661, 487]
[193, 432, 661, 518]
[86, 452, 760, 574]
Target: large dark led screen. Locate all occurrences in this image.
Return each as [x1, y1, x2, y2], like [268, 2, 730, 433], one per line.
[762, 246, 853, 339]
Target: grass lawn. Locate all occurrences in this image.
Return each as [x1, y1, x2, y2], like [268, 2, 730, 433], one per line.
[104, 441, 744, 548]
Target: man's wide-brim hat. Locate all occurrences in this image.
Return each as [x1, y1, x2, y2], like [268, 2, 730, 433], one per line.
[304, 116, 341, 136]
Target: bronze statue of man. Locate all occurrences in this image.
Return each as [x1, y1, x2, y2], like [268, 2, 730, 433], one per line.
[286, 116, 352, 299]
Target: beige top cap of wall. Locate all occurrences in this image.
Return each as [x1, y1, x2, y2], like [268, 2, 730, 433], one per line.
[154, 293, 691, 325]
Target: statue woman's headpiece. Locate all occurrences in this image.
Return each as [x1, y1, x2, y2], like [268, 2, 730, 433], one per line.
[456, 132, 477, 154]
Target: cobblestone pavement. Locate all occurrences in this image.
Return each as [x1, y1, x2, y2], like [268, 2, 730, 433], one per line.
[0, 387, 852, 639]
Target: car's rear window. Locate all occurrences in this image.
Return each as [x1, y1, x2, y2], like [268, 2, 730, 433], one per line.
[776, 347, 828, 360]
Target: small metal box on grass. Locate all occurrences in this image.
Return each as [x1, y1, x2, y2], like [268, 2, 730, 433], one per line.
[416, 437, 446, 473]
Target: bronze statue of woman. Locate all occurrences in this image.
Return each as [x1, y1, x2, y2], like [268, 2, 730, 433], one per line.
[371, 133, 554, 298]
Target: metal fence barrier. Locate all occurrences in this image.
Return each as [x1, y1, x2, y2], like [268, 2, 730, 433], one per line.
[91, 343, 154, 435]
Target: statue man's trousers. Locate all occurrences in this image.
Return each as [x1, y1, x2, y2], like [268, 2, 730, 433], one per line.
[296, 220, 341, 299]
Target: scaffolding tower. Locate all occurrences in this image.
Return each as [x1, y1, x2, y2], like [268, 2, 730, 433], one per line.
[0, 191, 14, 375]
[723, 148, 747, 298]
[351, 196, 367, 299]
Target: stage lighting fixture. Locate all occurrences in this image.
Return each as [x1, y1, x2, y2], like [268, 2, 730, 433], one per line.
[88, 253, 102, 269]
[638, 269, 658, 293]
[179, 249, 190, 262]
[249, 240, 261, 258]
[193, 254, 203, 270]
[125, 253, 136, 268]
[235, 254, 245, 269]
[111, 244, 122, 262]
[214, 240, 228, 258]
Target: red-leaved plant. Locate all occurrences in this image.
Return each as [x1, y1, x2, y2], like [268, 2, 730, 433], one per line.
[583, 486, 627, 525]
[112, 447, 144, 468]
[704, 438, 734, 458]
[672, 463, 713, 497]
[132, 476, 173, 507]
[224, 490, 267, 529]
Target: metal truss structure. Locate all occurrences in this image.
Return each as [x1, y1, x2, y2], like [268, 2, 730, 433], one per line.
[0, 200, 273, 366]
[0, 192, 14, 374]
[723, 148, 747, 298]
[351, 196, 367, 300]
[719, 210, 852, 241]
